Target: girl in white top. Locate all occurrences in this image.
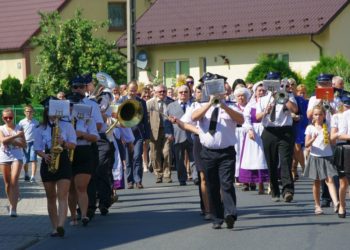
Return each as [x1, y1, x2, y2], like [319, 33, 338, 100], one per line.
[304, 105, 339, 215]
[0, 108, 26, 217]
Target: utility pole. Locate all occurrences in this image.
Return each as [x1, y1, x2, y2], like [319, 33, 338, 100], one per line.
[127, 0, 136, 82]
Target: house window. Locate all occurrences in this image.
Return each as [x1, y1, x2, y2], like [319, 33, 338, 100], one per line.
[108, 2, 126, 31]
[267, 53, 289, 64]
[163, 60, 189, 87]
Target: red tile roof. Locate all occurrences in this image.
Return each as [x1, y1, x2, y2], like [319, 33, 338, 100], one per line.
[0, 0, 67, 52]
[117, 0, 349, 47]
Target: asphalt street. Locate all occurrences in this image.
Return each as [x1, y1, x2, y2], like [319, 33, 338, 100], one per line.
[23, 170, 350, 250]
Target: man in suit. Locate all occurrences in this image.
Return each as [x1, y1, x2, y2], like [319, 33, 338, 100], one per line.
[167, 85, 195, 185]
[146, 84, 174, 183]
[118, 81, 151, 189]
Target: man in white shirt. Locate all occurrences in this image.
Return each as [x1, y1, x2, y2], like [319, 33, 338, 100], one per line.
[192, 73, 244, 230]
[256, 72, 298, 203]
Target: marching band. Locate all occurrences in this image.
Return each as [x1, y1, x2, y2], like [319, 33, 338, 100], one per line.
[1, 71, 350, 235]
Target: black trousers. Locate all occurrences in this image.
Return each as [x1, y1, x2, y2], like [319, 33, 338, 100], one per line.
[261, 126, 294, 198]
[87, 143, 98, 212]
[201, 146, 237, 224]
[95, 135, 113, 208]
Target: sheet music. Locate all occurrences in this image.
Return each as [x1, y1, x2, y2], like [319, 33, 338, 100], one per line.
[72, 104, 92, 120]
[48, 100, 70, 117]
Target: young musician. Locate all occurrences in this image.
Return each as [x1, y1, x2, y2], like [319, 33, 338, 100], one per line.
[34, 97, 76, 237]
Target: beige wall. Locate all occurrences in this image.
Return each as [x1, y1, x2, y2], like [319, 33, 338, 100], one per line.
[30, 0, 152, 75]
[315, 4, 350, 59]
[0, 53, 26, 83]
[141, 35, 320, 86]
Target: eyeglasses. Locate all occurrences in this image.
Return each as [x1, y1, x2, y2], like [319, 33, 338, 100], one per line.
[25, 110, 33, 113]
[73, 85, 85, 89]
[3, 116, 13, 121]
[179, 91, 188, 94]
[157, 90, 166, 93]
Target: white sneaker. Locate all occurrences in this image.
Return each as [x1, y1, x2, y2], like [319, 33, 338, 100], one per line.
[9, 209, 18, 217]
[30, 177, 36, 183]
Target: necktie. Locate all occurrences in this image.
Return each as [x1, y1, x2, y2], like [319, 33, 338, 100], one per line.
[208, 107, 219, 135]
[270, 103, 276, 122]
[158, 101, 164, 126]
[181, 102, 186, 113]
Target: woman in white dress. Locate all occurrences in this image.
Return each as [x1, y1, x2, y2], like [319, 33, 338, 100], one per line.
[240, 82, 270, 194]
[0, 108, 26, 217]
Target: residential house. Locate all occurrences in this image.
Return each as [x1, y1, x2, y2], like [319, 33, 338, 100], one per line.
[117, 0, 350, 86]
[0, 0, 153, 83]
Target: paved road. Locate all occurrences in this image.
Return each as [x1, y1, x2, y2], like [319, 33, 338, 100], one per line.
[1, 169, 350, 250]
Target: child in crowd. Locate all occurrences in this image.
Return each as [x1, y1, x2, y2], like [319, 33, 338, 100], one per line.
[304, 105, 339, 215]
[18, 105, 39, 182]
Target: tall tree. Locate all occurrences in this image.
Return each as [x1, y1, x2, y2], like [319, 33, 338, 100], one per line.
[31, 10, 126, 102]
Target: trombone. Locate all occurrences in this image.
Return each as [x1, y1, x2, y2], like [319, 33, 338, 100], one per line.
[105, 99, 144, 135]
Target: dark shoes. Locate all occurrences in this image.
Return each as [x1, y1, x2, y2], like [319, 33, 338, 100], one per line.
[99, 206, 109, 216]
[24, 175, 30, 182]
[127, 183, 134, 189]
[320, 199, 331, 208]
[179, 182, 187, 186]
[225, 215, 236, 229]
[82, 217, 90, 227]
[338, 212, 346, 218]
[193, 178, 199, 185]
[241, 184, 249, 191]
[87, 208, 95, 220]
[249, 183, 257, 191]
[212, 223, 222, 229]
[56, 227, 65, 237]
[156, 178, 163, 183]
[284, 192, 293, 202]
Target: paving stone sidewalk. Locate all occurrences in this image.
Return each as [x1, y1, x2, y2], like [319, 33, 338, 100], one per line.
[0, 171, 51, 250]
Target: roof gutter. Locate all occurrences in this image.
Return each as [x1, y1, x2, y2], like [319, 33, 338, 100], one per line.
[310, 34, 323, 58]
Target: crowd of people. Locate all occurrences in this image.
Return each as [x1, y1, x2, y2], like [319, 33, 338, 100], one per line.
[0, 71, 349, 235]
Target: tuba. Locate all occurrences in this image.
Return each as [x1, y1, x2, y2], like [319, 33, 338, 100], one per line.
[49, 117, 63, 173]
[106, 99, 143, 135]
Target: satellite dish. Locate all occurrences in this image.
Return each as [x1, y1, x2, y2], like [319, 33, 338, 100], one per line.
[136, 50, 148, 70]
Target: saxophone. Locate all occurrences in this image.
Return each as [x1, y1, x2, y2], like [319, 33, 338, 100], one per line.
[49, 118, 63, 173]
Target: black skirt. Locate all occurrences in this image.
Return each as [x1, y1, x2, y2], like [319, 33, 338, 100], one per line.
[333, 143, 350, 178]
[71, 145, 93, 176]
[40, 150, 72, 182]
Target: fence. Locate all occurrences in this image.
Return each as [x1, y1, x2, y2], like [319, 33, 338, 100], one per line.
[0, 105, 44, 125]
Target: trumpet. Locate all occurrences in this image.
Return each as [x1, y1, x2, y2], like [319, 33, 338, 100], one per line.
[267, 81, 289, 122]
[106, 99, 143, 135]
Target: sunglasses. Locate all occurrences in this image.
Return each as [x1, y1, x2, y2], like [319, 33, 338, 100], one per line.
[179, 91, 189, 94]
[3, 116, 13, 120]
[73, 85, 85, 89]
[186, 81, 194, 85]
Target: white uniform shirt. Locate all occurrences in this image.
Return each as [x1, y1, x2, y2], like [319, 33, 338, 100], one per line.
[18, 118, 39, 142]
[307, 96, 338, 123]
[75, 119, 99, 146]
[34, 121, 77, 151]
[196, 102, 240, 149]
[180, 102, 199, 126]
[257, 93, 296, 127]
[331, 113, 346, 144]
[339, 109, 350, 136]
[305, 124, 333, 157]
[82, 97, 104, 130]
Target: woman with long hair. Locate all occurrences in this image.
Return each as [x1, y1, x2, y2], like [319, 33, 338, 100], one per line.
[0, 108, 26, 217]
[34, 97, 76, 237]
